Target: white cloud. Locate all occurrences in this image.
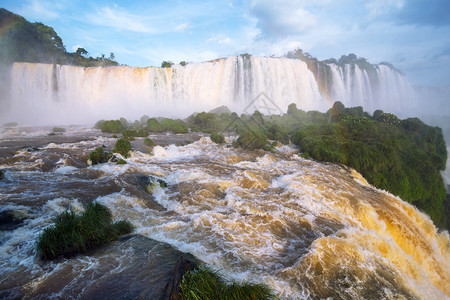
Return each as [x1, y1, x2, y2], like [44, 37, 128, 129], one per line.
[86, 5, 159, 34]
[71, 45, 83, 52]
[366, 0, 404, 19]
[249, 0, 318, 38]
[207, 35, 232, 45]
[17, 0, 61, 20]
[174, 23, 190, 32]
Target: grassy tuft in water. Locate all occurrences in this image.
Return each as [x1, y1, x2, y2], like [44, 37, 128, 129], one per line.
[180, 266, 277, 300]
[36, 202, 133, 260]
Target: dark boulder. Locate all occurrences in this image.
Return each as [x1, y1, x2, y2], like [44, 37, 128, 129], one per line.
[22, 235, 201, 299]
[0, 209, 29, 231]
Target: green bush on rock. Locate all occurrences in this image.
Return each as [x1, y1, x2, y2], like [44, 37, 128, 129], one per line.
[113, 138, 132, 158]
[144, 137, 154, 147]
[88, 147, 111, 165]
[101, 120, 125, 133]
[235, 128, 269, 150]
[210, 132, 225, 144]
[180, 266, 276, 300]
[36, 202, 133, 260]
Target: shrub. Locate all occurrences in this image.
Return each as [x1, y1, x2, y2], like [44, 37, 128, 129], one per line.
[116, 158, 127, 165]
[101, 120, 125, 133]
[235, 128, 268, 150]
[210, 132, 225, 144]
[180, 266, 276, 300]
[160, 118, 188, 133]
[113, 138, 132, 158]
[147, 118, 165, 132]
[88, 147, 111, 165]
[137, 128, 149, 137]
[122, 129, 138, 138]
[36, 202, 133, 260]
[161, 61, 173, 68]
[144, 137, 154, 146]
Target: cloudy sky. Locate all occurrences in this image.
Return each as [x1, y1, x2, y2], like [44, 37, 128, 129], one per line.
[2, 0, 449, 86]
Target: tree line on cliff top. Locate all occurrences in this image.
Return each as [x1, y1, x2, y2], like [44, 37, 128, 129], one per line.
[0, 8, 117, 67]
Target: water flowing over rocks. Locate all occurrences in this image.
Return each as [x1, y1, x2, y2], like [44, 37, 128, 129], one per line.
[0, 128, 448, 299]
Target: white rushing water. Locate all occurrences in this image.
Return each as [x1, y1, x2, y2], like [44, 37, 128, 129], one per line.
[1, 56, 416, 125]
[0, 130, 449, 299]
[326, 63, 416, 113]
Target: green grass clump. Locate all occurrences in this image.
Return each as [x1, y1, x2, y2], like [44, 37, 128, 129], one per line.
[36, 202, 133, 260]
[180, 266, 276, 300]
[113, 138, 132, 158]
[210, 132, 225, 144]
[88, 147, 112, 165]
[144, 137, 154, 146]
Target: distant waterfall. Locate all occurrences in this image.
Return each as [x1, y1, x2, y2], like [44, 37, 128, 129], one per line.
[325, 63, 416, 113]
[3, 56, 415, 125]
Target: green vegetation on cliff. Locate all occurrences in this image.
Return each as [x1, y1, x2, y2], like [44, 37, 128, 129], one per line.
[290, 102, 448, 228]
[0, 8, 118, 67]
[36, 202, 133, 260]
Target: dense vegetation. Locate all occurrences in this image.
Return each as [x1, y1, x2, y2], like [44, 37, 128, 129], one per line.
[97, 102, 447, 228]
[36, 202, 133, 260]
[0, 8, 118, 67]
[289, 102, 447, 227]
[180, 266, 276, 300]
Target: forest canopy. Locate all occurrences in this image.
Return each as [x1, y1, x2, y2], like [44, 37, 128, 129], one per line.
[0, 8, 118, 67]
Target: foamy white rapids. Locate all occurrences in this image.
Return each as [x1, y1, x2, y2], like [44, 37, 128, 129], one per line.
[0, 136, 448, 299]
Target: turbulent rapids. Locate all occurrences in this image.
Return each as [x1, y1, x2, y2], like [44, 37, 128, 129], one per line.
[0, 128, 448, 299]
[1, 55, 415, 125]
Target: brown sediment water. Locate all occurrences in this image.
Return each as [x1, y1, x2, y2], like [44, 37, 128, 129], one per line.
[0, 127, 448, 299]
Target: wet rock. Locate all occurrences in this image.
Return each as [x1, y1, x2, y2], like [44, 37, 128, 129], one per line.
[0, 209, 29, 231]
[136, 174, 168, 191]
[23, 235, 200, 299]
[24, 146, 40, 152]
[160, 256, 198, 300]
[0, 169, 3, 180]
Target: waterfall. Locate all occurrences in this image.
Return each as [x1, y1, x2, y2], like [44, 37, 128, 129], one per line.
[2, 56, 416, 125]
[325, 63, 416, 114]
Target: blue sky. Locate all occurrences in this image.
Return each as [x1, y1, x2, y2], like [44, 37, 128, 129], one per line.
[2, 0, 449, 86]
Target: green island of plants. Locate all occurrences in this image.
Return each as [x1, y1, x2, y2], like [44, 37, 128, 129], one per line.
[180, 266, 276, 300]
[36, 202, 133, 260]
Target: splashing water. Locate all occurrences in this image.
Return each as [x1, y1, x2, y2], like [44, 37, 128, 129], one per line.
[0, 130, 448, 299]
